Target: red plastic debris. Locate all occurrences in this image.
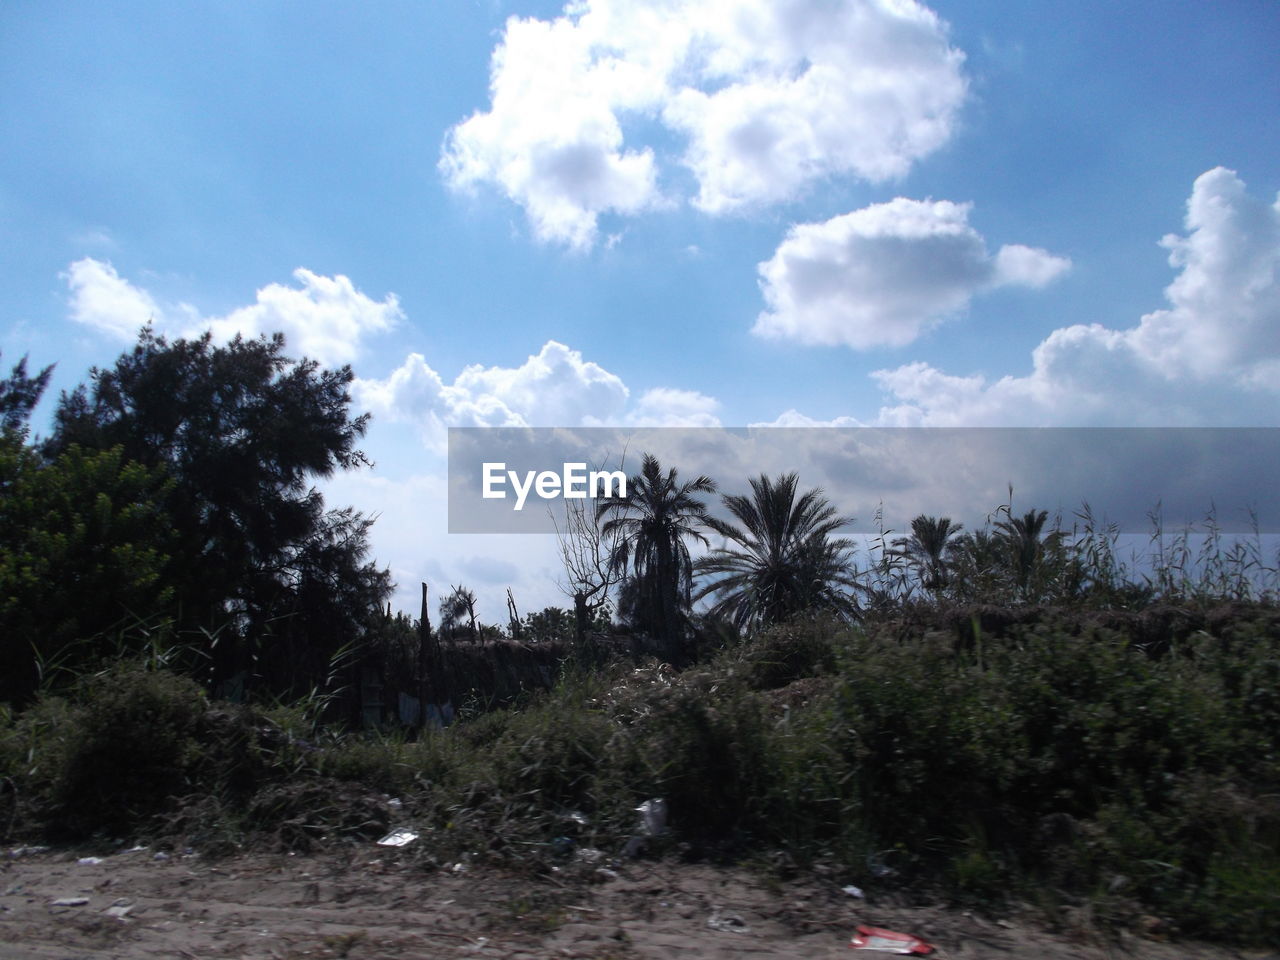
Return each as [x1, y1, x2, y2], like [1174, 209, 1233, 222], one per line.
[849, 924, 935, 954]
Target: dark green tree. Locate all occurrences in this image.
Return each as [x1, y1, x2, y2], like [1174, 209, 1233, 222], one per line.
[45, 328, 390, 696]
[891, 514, 964, 595]
[596, 453, 715, 660]
[0, 351, 54, 435]
[0, 437, 176, 703]
[439, 584, 479, 644]
[995, 507, 1064, 601]
[695, 472, 860, 631]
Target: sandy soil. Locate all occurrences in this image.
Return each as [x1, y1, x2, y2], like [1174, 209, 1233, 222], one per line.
[1, 845, 1274, 960]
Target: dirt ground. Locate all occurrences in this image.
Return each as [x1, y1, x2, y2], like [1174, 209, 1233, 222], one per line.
[1, 845, 1275, 960]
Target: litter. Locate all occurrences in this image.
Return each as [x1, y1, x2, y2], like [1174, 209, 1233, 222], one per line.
[77, 856, 104, 865]
[849, 925, 935, 954]
[636, 798, 667, 836]
[376, 829, 418, 847]
[104, 902, 134, 919]
[843, 885, 865, 898]
[51, 897, 90, 907]
[7, 846, 49, 858]
[574, 846, 604, 864]
[707, 908, 750, 934]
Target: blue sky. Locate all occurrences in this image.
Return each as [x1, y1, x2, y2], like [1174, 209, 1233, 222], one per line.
[3, 1, 1278, 618]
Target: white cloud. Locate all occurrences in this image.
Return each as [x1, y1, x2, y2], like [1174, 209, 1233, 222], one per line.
[867, 168, 1280, 426]
[753, 198, 1070, 349]
[749, 408, 865, 427]
[65, 258, 173, 340]
[205, 269, 402, 367]
[356, 341, 726, 442]
[662, 0, 966, 213]
[355, 340, 633, 443]
[62, 259, 400, 367]
[622, 387, 721, 426]
[440, 0, 966, 248]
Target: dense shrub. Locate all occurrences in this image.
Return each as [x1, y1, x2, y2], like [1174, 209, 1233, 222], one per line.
[20, 664, 207, 839]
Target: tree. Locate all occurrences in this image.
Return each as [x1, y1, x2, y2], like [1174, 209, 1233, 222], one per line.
[695, 472, 860, 631]
[0, 437, 176, 703]
[45, 328, 390, 695]
[994, 507, 1065, 601]
[440, 584, 479, 644]
[0, 351, 54, 435]
[554, 461, 627, 655]
[596, 453, 715, 660]
[892, 514, 964, 595]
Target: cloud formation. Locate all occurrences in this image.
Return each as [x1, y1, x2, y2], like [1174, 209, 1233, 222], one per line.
[754, 198, 1070, 349]
[64, 259, 401, 367]
[355, 340, 724, 445]
[441, 0, 966, 249]
[65, 258, 177, 340]
[354, 340, 630, 442]
[868, 168, 1280, 425]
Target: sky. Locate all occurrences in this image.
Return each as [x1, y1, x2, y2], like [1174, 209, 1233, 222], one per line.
[3, 0, 1279, 620]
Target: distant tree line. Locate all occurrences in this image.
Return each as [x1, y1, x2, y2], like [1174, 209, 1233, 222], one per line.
[3, 330, 1272, 713]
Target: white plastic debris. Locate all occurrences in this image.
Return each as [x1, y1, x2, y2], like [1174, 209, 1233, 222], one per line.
[7, 846, 48, 858]
[51, 897, 89, 907]
[707, 908, 750, 934]
[77, 856, 104, 865]
[574, 846, 604, 864]
[843, 884, 865, 899]
[636, 798, 667, 836]
[376, 829, 418, 847]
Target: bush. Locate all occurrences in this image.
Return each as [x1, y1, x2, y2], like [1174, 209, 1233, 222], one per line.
[25, 664, 207, 840]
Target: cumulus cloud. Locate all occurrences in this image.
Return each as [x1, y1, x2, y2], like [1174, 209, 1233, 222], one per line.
[749, 409, 865, 428]
[754, 198, 1070, 349]
[622, 387, 721, 426]
[867, 168, 1280, 426]
[65, 258, 176, 340]
[441, 0, 966, 248]
[355, 341, 725, 443]
[63, 259, 401, 367]
[205, 270, 402, 366]
[355, 340, 633, 443]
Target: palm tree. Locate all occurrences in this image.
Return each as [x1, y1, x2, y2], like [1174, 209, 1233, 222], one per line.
[596, 453, 716, 657]
[694, 473, 860, 631]
[892, 515, 963, 595]
[994, 508, 1062, 600]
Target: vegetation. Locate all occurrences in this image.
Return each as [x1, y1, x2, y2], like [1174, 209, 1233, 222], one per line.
[596, 453, 716, 662]
[695, 472, 860, 629]
[2, 333, 1279, 947]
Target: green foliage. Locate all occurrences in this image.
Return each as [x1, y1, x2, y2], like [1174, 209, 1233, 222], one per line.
[0, 435, 176, 703]
[0, 351, 54, 435]
[17, 664, 208, 840]
[597, 453, 716, 660]
[734, 618, 839, 690]
[696, 472, 860, 630]
[44, 328, 391, 700]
